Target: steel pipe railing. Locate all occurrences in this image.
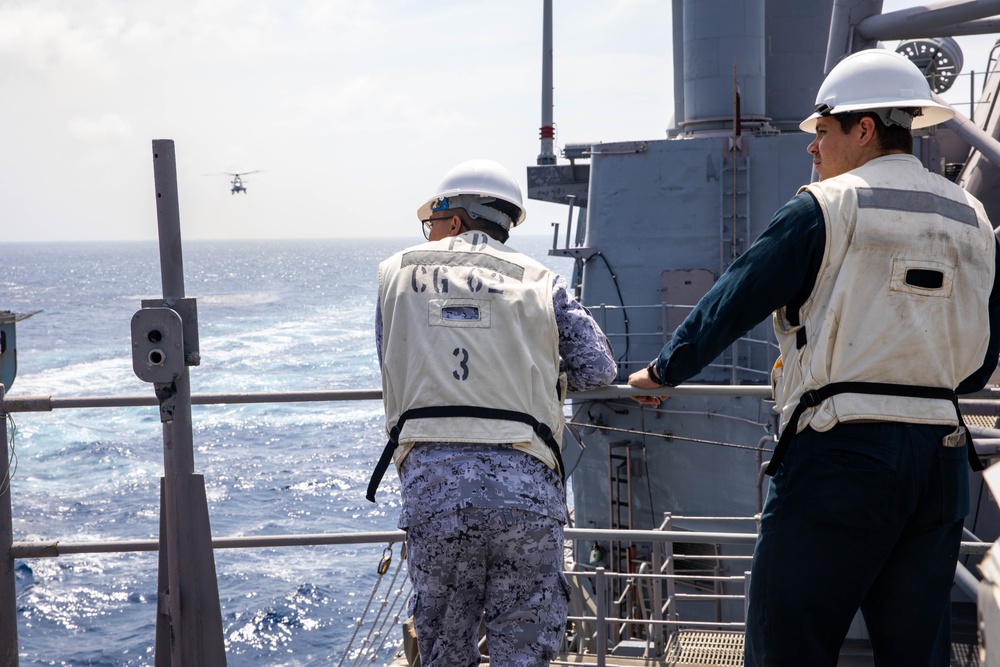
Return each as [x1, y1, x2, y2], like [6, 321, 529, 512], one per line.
[6, 384, 1000, 413]
[1, 388, 383, 412]
[5, 379, 1000, 665]
[10, 527, 756, 560]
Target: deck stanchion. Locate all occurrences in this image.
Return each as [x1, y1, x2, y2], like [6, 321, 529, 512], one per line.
[596, 566, 607, 667]
[148, 140, 227, 666]
[0, 385, 18, 666]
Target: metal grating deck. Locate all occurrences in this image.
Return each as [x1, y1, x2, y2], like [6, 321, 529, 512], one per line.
[664, 630, 745, 667]
[964, 413, 998, 430]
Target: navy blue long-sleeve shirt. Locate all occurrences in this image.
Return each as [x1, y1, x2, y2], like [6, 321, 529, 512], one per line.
[653, 191, 1000, 394]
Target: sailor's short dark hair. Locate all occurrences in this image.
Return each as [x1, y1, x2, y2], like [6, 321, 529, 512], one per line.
[834, 110, 914, 154]
[453, 208, 510, 243]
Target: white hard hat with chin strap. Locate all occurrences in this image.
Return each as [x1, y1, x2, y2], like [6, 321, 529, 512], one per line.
[800, 49, 955, 133]
[418, 159, 527, 231]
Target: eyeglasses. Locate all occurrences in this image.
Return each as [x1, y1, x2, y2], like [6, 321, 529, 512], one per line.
[421, 216, 450, 240]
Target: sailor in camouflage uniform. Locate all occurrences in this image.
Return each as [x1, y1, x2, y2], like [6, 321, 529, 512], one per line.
[371, 159, 617, 666]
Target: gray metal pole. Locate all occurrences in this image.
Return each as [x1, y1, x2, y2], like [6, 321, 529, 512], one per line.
[538, 0, 556, 165]
[825, 0, 885, 73]
[150, 140, 227, 666]
[672, 0, 685, 129]
[152, 142, 186, 302]
[152, 142, 192, 666]
[0, 385, 19, 666]
[151, 141, 192, 479]
[857, 17, 1000, 38]
[856, 0, 1000, 41]
[595, 566, 607, 667]
[942, 100, 1000, 166]
[825, 0, 854, 73]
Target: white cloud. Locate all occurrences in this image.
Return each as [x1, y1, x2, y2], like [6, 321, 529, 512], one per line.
[0, 4, 119, 80]
[67, 113, 132, 143]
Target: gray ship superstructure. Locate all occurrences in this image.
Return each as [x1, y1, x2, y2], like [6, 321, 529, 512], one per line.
[529, 0, 1000, 661]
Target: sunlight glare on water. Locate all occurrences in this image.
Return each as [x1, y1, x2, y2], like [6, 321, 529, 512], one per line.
[1, 236, 568, 665]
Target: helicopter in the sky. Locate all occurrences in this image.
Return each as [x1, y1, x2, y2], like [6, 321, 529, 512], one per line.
[226, 171, 260, 194]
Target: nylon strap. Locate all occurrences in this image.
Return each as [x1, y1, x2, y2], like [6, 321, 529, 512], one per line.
[764, 381, 984, 477]
[366, 405, 565, 503]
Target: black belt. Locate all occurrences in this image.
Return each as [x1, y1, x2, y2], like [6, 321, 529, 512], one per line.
[366, 405, 564, 503]
[765, 381, 984, 476]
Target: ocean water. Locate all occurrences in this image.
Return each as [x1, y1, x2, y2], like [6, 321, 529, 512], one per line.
[0, 236, 573, 666]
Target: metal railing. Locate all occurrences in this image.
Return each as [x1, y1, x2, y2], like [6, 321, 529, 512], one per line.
[2, 384, 999, 665]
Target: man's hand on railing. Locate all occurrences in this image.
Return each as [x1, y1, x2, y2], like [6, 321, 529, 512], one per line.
[627, 365, 665, 407]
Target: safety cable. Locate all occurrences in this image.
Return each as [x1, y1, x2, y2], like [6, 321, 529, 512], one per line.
[0, 413, 17, 497]
[337, 543, 398, 667]
[566, 419, 771, 453]
[639, 409, 658, 530]
[561, 403, 593, 479]
[362, 549, 411, 665]
[581, 252, 631, 369]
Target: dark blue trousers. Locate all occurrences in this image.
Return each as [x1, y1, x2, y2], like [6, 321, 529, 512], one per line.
[744, 422, 969, 666]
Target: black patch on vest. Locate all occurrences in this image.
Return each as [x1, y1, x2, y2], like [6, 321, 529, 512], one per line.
[905, 268, 944, 289]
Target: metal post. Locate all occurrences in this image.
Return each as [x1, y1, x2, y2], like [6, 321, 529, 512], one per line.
[856, 0, 1000, 42]
[824, 0, 865, 73]
[672, 0, 685, 128]
[538, 0, 556, 165]
[0, 385, 19, 666]
[595, 566, 607, 667]
[150, 140, 227, 666]
[971, 70, 976, 122]
[944, 103, 1000, 166]
[744, 570, 752, 622]
[651, 533, 665, 655]
[563, 194, 576, 249]
[664, 514, 678, 624]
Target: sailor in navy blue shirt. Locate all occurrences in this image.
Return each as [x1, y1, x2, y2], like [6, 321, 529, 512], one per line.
[647, 191, 1000, 393]
[629, 49, 1000, 667]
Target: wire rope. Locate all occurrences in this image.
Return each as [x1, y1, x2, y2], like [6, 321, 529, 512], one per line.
[566, 419, 771, 453]
[336, 543, 397, 667]
[361, 551, 411, 665]
[0, 413, 17, 497]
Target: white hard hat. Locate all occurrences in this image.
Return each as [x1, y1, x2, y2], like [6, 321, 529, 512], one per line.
[800, 49, 955, 133]
[417, 159, 526, 230]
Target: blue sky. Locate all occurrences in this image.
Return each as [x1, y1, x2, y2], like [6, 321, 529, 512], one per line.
[0, 0, 995, 242]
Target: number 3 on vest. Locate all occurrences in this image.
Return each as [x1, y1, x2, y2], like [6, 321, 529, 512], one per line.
[452, 347, 470, 380]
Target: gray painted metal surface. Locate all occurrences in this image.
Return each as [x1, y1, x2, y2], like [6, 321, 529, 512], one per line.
[148, 140, 227, 667]
[538, 0, 556, 166]
[528, 0, 1000, 657]
[857, 0, 1000, 41]
[680, 0, 766, 131]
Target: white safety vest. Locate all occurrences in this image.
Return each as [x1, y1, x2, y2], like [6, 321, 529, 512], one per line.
[379, 231, 565, 473]
[772, 154, 995, 434]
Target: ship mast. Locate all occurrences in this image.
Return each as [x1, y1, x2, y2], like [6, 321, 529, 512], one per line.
[538, 0, 556, 166]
